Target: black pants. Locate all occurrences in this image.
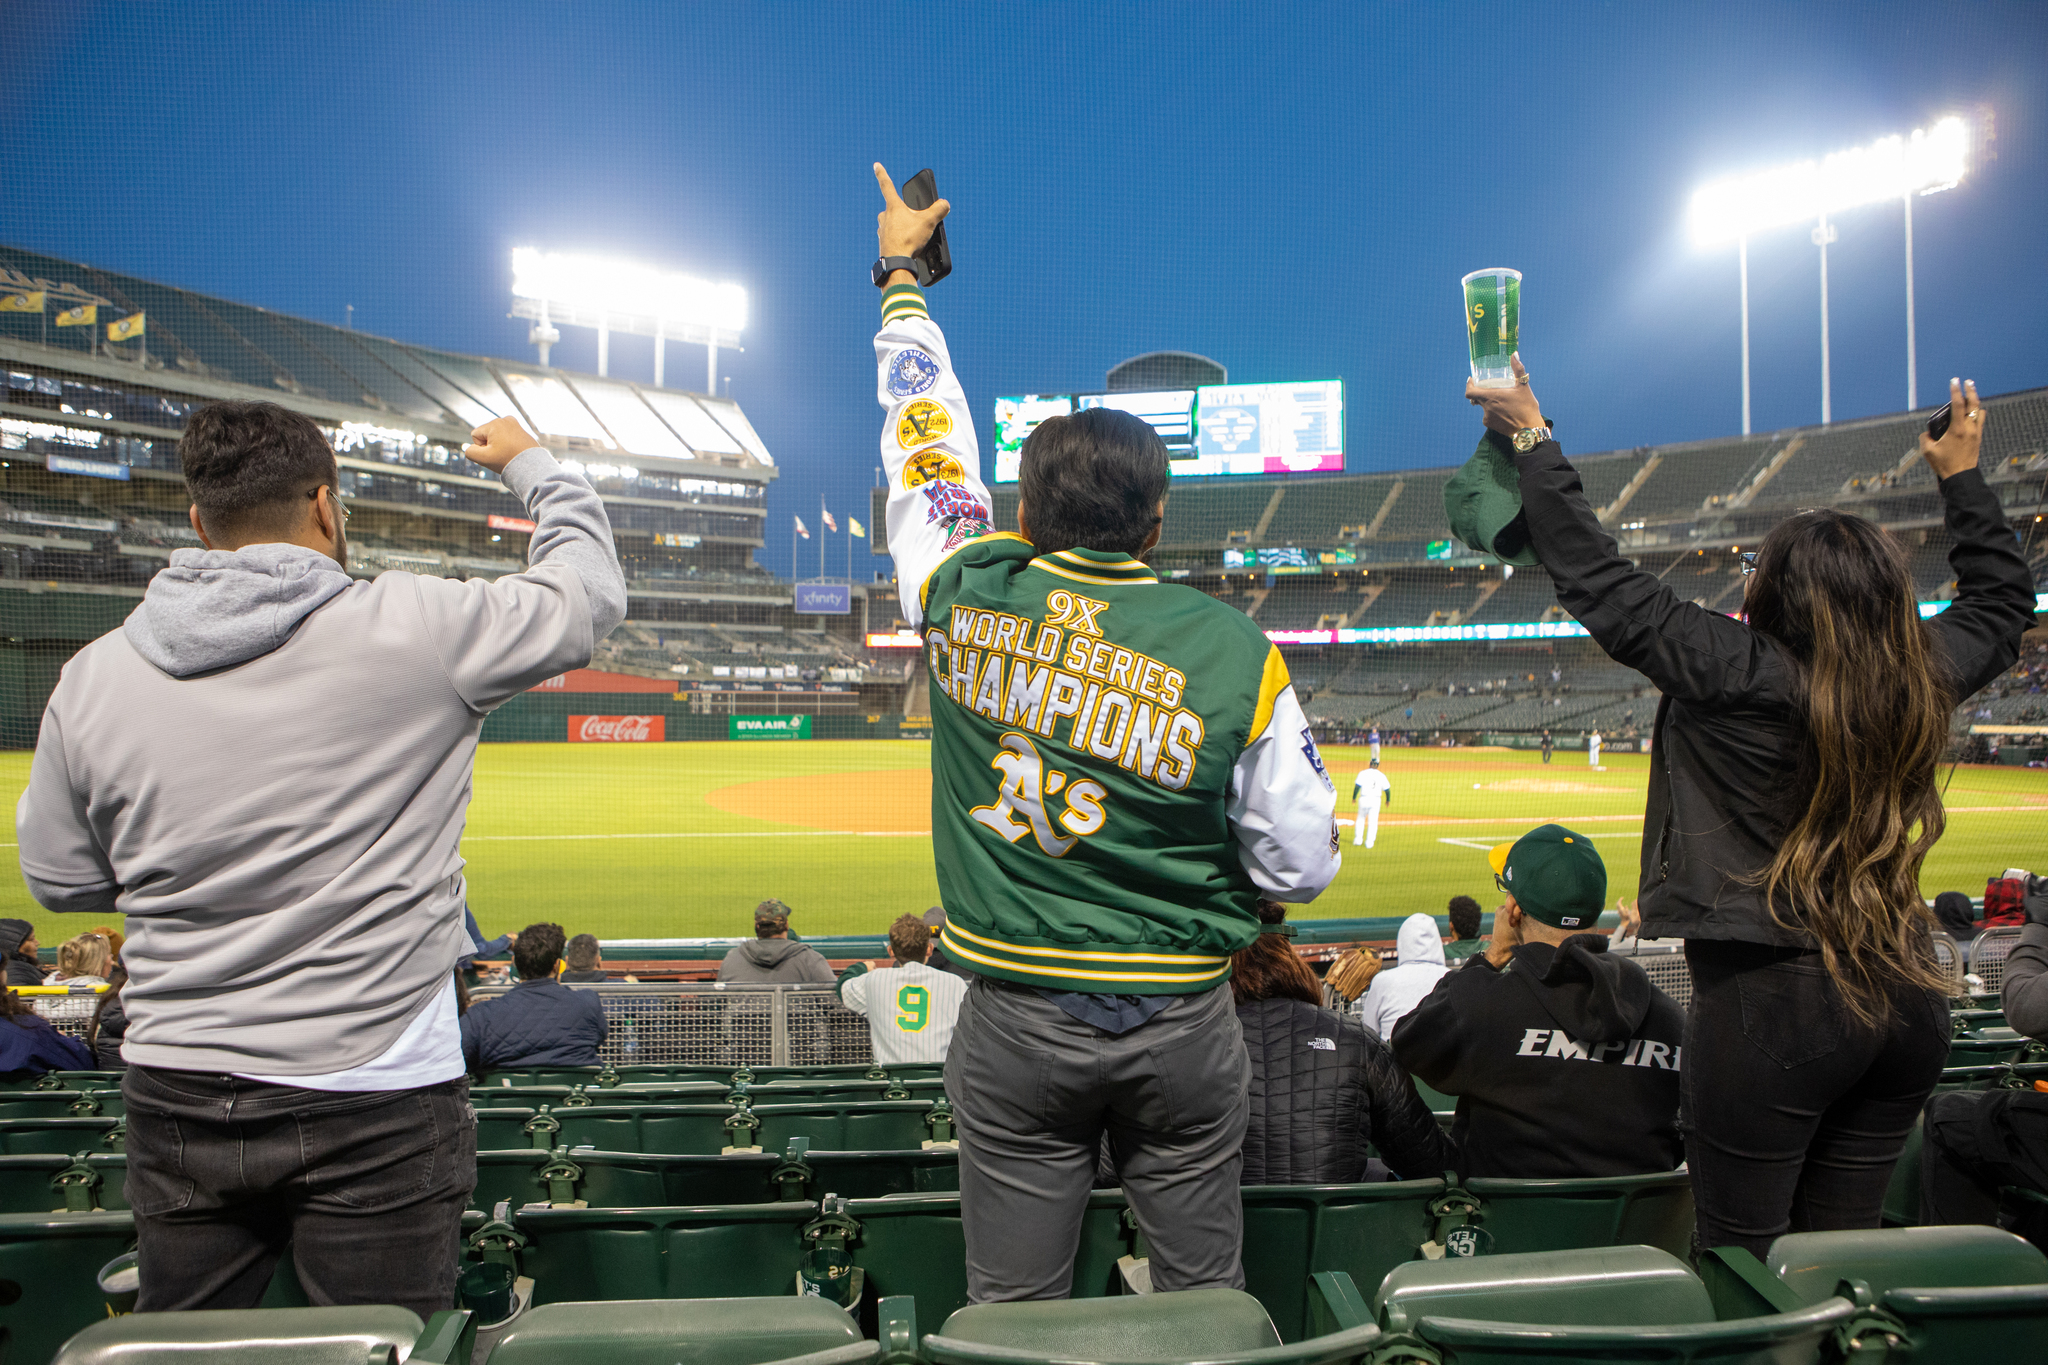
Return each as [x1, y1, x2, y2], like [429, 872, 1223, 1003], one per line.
[1921, 1088, 2048, 1235]
[122, 1065, 477, 1317]
[1683, 940, 1949, 1258]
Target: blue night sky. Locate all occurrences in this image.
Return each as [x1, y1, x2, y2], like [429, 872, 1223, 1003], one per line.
[4, 1, 2044, 576]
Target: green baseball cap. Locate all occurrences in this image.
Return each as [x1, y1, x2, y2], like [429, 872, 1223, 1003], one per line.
[1443, 430, 1538, 567]
[1488, 823, 1606, 930]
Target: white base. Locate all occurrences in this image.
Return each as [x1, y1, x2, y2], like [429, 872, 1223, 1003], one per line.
[1471, 376, 1516, 389]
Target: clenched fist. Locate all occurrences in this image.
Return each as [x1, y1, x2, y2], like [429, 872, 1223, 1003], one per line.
[464, 416, 541, 473]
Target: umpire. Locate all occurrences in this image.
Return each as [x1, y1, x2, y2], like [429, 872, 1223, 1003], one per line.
[866, 165, 1341, 1299]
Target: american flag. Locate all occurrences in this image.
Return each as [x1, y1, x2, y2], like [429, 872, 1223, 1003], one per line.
[793, 515, 810, 539]
[822, 508, 838, 533]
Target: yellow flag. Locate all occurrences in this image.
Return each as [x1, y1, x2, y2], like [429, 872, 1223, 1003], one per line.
[849, 517, 867, 538]
[54, 304, 97, 328]
[107, 312, 145, 342]
[0, 292, 44, 313]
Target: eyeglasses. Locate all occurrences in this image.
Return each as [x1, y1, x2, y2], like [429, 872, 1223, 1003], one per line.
[1494, 870, 1512, 894]
[310, 485, 351, 523]
[1739, 552, 1758, 576]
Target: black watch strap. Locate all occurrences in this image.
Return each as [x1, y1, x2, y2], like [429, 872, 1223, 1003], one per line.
[873, 256, 922, 288]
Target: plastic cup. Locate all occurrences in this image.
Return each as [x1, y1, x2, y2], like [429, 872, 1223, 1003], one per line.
[1462, 269, 1522, 388]
[459, 1261, 517, 1324]
[98, 1251, 140, 1314]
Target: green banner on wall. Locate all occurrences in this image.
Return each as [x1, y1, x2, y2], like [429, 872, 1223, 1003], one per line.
[730, 715, 811, 740]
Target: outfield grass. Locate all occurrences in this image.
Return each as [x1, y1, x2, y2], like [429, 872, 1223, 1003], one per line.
[2, 743, 2042, 943]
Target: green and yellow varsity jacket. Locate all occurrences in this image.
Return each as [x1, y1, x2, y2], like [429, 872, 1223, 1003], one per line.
[874, 283, 1340, 995]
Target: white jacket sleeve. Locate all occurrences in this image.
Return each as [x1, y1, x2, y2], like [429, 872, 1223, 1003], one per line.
[874, 284, 995, 628]
[1226, 657, 1341, 901]
[412, 447, 628, 712]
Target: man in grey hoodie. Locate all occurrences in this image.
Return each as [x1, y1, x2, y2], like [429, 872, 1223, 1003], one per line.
[718, 900, 836, 983]
[15, 400, 624, 1314]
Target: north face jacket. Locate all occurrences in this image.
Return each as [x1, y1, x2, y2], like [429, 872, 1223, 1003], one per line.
[460, 977, 608, 1069]
[1392, 934, 1685, 1179]
[874, 283, 1340, 994]
[1510, 433, 2035, 947]
[1238, 995, 1453, 1184]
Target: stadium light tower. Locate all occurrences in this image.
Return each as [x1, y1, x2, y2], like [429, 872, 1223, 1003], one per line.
[510, 248, 747, 392]
[1689, 115, 1970, 429]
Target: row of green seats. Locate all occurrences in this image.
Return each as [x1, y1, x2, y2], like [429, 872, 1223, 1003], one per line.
[482, 1099, 957, 1153]
[467, 1077, 950, 1109]
[0, 1063, 949, 1096]
[0, 1090, 123, 1120]
[41, 1226, 2048, 1365]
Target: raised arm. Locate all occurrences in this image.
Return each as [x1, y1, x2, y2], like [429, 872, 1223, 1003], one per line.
[1466, 358, 1773, 706]
[869, 164, 995, 628]
[1915, 379, 2037, 697]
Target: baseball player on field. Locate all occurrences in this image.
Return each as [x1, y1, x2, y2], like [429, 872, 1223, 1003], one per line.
[867, 163, 1339, 1302]
[1352, 757, 1391, 848]
[1368, 725, 1381, 763]
[1588, 728, 1603, 769]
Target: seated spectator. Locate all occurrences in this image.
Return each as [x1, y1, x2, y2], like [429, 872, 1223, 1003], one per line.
[718, 901, 835, 983]
[840, 914, 966, 1064]
[1932, 890, 1979, 941]
[460, 923, 608, 1070]
[922, 906, 974, 981]
[458, 909, 516, 975]
[1392, 824, 1685, 1179]
[0, 987, 92, 1076]
[1236, 901, 1452, 1183]
[1923, 888, 2048, 1236]
[1357, 913, 1448, 1039]
[560, 934, 607, 983]
[0, 921, 46, 987]
[1442, 896, 1486, 962]
[53, 932, 112, 985]
[88, 965, 129, 1070]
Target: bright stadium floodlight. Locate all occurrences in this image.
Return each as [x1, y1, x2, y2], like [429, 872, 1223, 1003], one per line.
[1689, 115, 1971, 429]
[509, 247, 748, 391]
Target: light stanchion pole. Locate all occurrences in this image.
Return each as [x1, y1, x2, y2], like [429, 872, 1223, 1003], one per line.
[1903, 191, 1918, 411]
[1739, 235, 1751, 436]
[1813, 213, 1837, 425]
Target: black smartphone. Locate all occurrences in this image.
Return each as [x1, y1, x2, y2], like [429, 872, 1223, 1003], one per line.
[1926, 402, 1953, 442]
[900, 168, 952, 287]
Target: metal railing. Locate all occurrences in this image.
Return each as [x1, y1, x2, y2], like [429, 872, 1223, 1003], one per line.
[1967, 926, 2025, 998]
[468, 982, 874, 1067]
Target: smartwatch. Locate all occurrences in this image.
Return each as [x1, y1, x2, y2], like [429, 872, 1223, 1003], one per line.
[872, 256, 922, 288]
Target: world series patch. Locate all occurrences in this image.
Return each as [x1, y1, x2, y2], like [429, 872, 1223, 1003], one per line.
[885, 348, 941, 399]
[904, 447, 968, 488]
[897, 400, 954, 450]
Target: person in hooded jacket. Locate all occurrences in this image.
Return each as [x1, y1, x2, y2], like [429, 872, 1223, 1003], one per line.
[0, 921, 46, 987]
[1356, 913, 1448, 1041]
[1236, 901, 1452, 1183]
[1392, 824, 1685, 1179]
[718, 901, 836, 984]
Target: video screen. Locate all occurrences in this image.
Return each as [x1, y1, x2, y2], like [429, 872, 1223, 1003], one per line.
[992, 394, 1075, 483]
[1189, 380, 1345, 475]
[1076, 390, 1196, 454]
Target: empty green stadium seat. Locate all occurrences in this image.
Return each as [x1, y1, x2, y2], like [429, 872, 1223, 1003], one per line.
[477, 1064, 945, 1088]
[1768, 1225, 2048, 1357]
[496, 1201, 821, 1305]
[486, 1296, 875, 1365]
[1366, 1249, 1859, 1364]
[0, 1153, 127, 1213]
[0, 1211, 141, 1365]
[920, 1290, 1390, 1365]
[511, 1100, 949, 1154]
[1945, 1034, 2029, 1067]
[0, 1071, 123, 1093]
[470, 1144, 960, 1211]
[0, 1090, 123, 1120]
[1464, 1170, 1694, 1261]
[1238, 1179, 1448, 1342]
[51, 1305, 432, 1365]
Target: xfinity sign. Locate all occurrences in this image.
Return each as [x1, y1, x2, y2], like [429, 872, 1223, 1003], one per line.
[794, 581, 851, 615]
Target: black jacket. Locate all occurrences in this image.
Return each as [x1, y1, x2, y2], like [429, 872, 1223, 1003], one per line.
[1239, 996, 1453, 1183]
[92, 991, 127, 1070]
[460, 978, 609, 1069]
[5, 957, 44, 987]
[1514, 437, 2036, 946]
[1391, 935, 1685, 1179]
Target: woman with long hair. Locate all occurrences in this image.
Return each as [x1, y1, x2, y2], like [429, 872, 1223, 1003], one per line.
[1467, 364, 2036, 1256]
[0, 986, 93, 1076]
[1232, 901, 1451, 1183]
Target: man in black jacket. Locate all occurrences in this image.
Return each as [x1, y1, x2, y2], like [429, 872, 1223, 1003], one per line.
[460, 922, 608, 1070]
[0, 921, 45, 987]
[1392, 824, 1685, 1179]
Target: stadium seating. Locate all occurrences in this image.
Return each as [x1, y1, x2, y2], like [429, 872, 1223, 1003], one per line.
[1767, 1225, 2048, 1357]
[469, 1141, 960, 1210]
[0, 1117, 124, 1154]
[487, 1297, 878, 1365]
[50, 1306, 455, 1365]
[919, 1289, 1393, 1365]
[476, 1099, 954, 1154]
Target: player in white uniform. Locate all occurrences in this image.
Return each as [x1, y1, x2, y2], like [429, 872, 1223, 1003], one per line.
[1368, 726, 1381, 763]
[1588, 729, 1603, 769]
[838, 914, 967, 1066]
[1352, 758, 1392, 848]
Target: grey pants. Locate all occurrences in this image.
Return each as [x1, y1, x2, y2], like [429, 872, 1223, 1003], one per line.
[944, 977, 1250, 1301]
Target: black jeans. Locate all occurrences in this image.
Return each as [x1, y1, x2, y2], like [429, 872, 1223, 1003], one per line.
[122, 1065, 476, 1317]
[1683, 939, 1949, 1258]
[1921, 1088, 2048, 1233]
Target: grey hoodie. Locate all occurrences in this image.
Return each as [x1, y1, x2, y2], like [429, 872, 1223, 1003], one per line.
[16, 448, 625, 1074]
[717, 937, 837, 985]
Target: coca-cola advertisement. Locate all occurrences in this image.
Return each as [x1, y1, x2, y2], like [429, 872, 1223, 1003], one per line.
[568, 714, 665, 742]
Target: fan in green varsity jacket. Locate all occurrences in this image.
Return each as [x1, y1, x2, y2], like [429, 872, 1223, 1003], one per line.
[872, 290, 1340, 1000]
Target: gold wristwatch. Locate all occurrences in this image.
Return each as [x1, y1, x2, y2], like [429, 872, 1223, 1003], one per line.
[1512, 427, 1552, 453]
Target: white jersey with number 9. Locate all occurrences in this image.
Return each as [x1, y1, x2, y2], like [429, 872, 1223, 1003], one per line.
[840, 959, 968, 1065]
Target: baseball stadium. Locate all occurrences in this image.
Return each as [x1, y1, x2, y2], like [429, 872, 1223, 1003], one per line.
[5, 4, 2048, 1360]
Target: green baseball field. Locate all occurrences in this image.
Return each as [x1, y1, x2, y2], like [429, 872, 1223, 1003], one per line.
[3, 743, 2042, 945]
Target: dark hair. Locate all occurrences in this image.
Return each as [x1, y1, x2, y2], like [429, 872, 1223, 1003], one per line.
[86, 964, 126, 1049]
[0, 988, 35, 1028]
[564, 933, 601, 971]
[179, 400, 337, 544]
[1931, 891, 1978, 939]
[1230, 900, 1324, 1006]
[1017, 407, 1170, 556]
[512, 923, 567, 980]
[1743, 508, 1954, 1024]
[1447, 896, 1483, 941]
[887, 914, 932, 963]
